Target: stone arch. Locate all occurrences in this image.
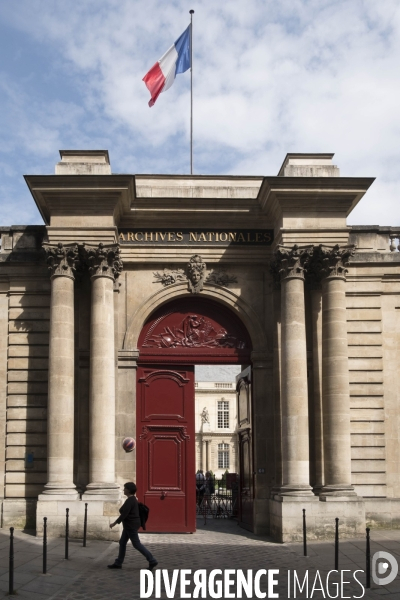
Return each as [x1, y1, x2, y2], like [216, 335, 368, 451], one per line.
[123, 282, 267, 354]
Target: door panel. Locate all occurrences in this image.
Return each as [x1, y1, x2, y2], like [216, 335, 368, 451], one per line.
[236, 367, 254, 531]
[137, 366, 195, 532]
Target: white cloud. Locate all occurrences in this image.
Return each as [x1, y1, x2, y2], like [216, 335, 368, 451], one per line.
[0, 0, 399, 225]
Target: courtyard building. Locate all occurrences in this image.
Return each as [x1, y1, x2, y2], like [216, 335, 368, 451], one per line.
[195, 377, 239, 478]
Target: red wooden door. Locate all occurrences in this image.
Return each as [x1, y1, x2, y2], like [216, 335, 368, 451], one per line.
[136, 365, 196, 533]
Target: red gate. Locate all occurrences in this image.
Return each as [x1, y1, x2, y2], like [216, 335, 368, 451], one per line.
[136, 366, 195, 533]
[137, 297, 252, 533]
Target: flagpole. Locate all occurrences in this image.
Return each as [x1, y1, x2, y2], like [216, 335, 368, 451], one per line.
[190, 9, 194, 175]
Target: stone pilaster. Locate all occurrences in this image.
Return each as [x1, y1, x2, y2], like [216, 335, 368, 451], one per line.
[271, 245, 314, 496]
[313, 245, 356, 497]
[40, 243, 80, 499]
[84, 244, 123, 499]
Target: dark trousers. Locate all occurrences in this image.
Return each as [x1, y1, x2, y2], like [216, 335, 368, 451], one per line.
[114, 528, 156, 566]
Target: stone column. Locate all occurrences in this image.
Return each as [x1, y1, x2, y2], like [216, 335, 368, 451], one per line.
[40, 243, 79, 498]
[311, 286, 324, 493]
[84, 244, 122, 498]
[205, 440, 210, 472]
[271, 285, 282, 496]
[315, 245, 356, 496]
[201, 439, 206, 472]
[272, 245, 313, 496]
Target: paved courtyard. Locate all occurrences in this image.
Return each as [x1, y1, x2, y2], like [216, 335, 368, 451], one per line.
[1, 517, 400, 599]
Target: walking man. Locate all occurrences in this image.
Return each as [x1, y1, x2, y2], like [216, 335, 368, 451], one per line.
[108, 482, 157, 570]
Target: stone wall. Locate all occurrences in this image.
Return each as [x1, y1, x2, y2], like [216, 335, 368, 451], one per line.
[347, 293, 386, 497]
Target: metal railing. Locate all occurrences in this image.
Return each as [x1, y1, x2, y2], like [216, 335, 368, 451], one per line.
[196, 492, 237, 518]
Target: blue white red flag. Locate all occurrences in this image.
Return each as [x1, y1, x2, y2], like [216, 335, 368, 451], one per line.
[143, 25, 191, 107]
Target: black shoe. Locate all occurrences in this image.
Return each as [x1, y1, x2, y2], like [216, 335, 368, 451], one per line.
[148, 561, 158, 571]
[107, 563, 122, 569]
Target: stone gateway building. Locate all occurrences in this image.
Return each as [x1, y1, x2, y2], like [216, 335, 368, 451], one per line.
[0, 150, 399, 541]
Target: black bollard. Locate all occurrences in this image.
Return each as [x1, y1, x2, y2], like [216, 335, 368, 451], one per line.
[9, 527, 15, 595]
[43, 517, 47, 574]
[303, 509, 307, 556]
[65, 508, 69, 560]
[366, 527, 371, 589]
[335, 518, 339, 571]
[83, 503, 88, 547]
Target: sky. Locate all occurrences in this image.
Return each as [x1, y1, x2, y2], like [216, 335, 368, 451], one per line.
[195, 365, 241, 383]
[0, 0, 399, 227]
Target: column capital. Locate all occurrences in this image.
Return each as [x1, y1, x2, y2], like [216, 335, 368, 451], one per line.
[83, 243, 123, 281]
[309, 244, 355, 282]
[271, 244, 313, 283]
[43, 242, 80, 280]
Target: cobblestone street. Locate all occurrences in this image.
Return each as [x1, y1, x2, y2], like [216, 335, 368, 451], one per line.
[1, 518, 400, 599]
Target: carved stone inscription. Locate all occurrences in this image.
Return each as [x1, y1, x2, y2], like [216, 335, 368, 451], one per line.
[119, 229, 273, 245]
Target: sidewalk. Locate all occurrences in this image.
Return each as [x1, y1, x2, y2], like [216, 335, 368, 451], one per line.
[0, 517, 399, 599]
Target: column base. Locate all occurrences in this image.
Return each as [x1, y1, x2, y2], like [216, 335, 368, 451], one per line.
[83, 482, 121, 501]
[39, 482, 79, 501]
[278, 484, 315, 498]
[269, 496, 366, 542]
[320, 484, 357, 498]
[36, 498, 122, 541]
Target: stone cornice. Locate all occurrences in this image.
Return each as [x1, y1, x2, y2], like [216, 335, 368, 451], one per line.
[24, 174, 135, 227]
[195, 432, 239, 438]
[195, 389, 236, 395]
[258, 176, 375, 214]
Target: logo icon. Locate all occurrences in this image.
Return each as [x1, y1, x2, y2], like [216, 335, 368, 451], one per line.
[372, 551, 398, 585]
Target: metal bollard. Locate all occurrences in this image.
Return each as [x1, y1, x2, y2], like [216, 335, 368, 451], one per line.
[65, 508, 69, 560]
[83, 503, 88, 547]
[366, 527, 371, 589]
[9, 527, 15, 595]
[43, 517, 47, 574]
[335, 518, 339, 571]
[303, 509, 307, 556]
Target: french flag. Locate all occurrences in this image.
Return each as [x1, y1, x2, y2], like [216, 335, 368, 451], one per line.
[143, 25, 191, 107]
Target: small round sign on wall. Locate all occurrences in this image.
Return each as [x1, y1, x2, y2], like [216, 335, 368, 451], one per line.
[122, 437, 136, 453]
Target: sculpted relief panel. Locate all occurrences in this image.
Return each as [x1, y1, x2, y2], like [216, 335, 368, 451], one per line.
[137, 297, 252, 364]
[153, 254, 238, 294]
[144, 314, 246, 350]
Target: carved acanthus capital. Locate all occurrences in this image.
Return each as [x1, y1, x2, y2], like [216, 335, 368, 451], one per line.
[83, 243, 123, 281]
[44, 243, 80, 279]
[311, 244, 355, 281]
[271, 244, 313, 282]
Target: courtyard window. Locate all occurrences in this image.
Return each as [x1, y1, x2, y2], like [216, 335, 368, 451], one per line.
[218, 443, 230, 469]
[217, 400, 229, 429]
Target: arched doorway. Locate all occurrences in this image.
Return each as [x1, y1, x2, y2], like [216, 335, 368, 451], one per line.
[136, 297, 252, 532]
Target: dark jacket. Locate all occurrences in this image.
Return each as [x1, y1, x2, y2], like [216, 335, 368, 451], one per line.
[115, 495, 141, 529]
